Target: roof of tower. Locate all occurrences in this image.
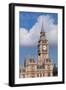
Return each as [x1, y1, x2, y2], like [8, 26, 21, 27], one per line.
[41, 22, 44, 32]
[40, 22, 46, 37]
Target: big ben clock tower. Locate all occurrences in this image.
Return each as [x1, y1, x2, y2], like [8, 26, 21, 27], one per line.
[38, 24, 48, 65]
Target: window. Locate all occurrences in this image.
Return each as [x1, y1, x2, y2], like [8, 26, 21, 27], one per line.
[40, 73, 42, 77]
[23, 74, 25, 78]
[37, 74, 39, 77]
[19, 69, 21, 73]
[43, 73, 44, 76]
[31, 76, 35, 78]
[48, 72, 50, 76]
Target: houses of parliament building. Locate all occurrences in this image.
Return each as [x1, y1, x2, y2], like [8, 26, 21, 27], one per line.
[19, 24, 55, 78]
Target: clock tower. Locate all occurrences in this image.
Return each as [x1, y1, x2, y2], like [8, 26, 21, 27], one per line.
[38, 24, 48, 65]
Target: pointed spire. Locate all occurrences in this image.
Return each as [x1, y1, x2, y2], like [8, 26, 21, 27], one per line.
[41, 21, 44, 32]
[40, 21, 46, 37]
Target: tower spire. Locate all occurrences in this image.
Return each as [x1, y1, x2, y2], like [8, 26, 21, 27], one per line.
[40, 21, 45, 37]
[41, 21, 44, 32]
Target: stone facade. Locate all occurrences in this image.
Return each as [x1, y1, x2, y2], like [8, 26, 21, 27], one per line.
[19, 25, 53, 78]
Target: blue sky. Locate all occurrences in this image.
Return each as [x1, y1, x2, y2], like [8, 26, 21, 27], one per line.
[19, 11, 58, 66]
[19, 11, 58, 29]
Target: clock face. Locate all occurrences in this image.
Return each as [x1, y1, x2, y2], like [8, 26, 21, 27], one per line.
[43, 45, 46, 50]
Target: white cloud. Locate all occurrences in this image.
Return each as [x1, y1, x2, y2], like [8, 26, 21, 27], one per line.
[19, 15, 58, 46]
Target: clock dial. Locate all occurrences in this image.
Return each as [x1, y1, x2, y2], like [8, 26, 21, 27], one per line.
[43, 45, 46, 50]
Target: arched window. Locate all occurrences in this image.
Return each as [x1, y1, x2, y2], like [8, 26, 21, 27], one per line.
[48, 72, 50, 76]
[37, 74, 39, 77]
[19, 69, 21, 73]
[23, 74, 25, 78]
[40, 73, 42, 77]
[43, 73, 44, 76]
